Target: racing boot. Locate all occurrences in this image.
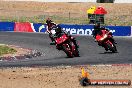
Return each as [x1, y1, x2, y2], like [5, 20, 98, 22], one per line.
[56, 44, 62, 50]
[49, 34, 56, 45]
[110, 37, 117, 44]
[50, 41, 56, 45]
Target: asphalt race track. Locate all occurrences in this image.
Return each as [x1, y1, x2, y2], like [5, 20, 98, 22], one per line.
[0, 32, 132, 67]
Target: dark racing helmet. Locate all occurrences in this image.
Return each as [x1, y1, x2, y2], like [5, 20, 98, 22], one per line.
[94, 23, 101, 30]
[46, 18, 52, 25]
[54, 25, 62, 33]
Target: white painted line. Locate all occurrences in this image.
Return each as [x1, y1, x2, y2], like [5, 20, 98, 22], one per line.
[30, 23, 36, 32]
[111, 64, 132, 66]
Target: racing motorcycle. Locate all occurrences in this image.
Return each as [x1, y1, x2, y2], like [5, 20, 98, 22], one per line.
[95, 30, 117, 53]
[54, 33, 79, 58]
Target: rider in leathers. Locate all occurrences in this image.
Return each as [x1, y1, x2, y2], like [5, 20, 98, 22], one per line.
[46, 18, 57, 43]
[92, 23, 116, 51]
[53, 24, 79, 50]
[46, 19, 79, 50]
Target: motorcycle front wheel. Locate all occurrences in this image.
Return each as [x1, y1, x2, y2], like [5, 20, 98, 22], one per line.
[62, 45, 73, 58]
[107, 42, 117, 53]
[73, 48, 80, 57]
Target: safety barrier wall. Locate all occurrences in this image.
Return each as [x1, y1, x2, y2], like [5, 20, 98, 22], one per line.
[60, 24, 131, 36]
[0, 22, 15, 31]
[14, 22, 34, 32]
[0, 22, 131, 36]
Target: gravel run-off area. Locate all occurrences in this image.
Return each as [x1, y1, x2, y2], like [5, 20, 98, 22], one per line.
[0, 65, 132, 88]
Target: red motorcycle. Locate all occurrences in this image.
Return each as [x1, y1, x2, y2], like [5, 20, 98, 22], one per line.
[55, 33, 79, 58]
[95, 30, 117, 53]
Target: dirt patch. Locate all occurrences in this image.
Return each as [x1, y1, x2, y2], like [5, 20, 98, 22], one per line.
[0, 65, 131, 88]
[1, 45, 31, 57]
[0, 44, 42, 61]
[0, 1, 132, 25]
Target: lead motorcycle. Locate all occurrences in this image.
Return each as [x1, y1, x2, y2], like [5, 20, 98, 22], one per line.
[95, 30, 117, 53]
[54, 33, 79, 58]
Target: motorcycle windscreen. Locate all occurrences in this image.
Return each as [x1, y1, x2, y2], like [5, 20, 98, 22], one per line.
[96, 30, 107, 41]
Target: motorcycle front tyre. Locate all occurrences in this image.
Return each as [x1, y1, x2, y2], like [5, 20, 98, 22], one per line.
[62, 45, 73, 58]
[107, 42, 117, 53]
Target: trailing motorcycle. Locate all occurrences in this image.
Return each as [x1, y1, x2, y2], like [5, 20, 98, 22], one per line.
[55, 33, 79, 58]
[95, 30, 117, 53]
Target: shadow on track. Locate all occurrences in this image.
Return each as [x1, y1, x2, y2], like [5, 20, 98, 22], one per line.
[99, 51, 119, 54]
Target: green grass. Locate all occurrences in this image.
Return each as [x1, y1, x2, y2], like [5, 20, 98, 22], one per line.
[0, 45, 17, 56]
[0, 15, 90, 24]
[0, 15, 132, 26]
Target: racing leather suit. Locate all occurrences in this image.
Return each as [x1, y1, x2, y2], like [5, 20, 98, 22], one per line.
[54, 29, 79, 50]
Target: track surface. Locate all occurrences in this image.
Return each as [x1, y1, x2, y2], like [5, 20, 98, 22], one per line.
[0, 32, 132, 67]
